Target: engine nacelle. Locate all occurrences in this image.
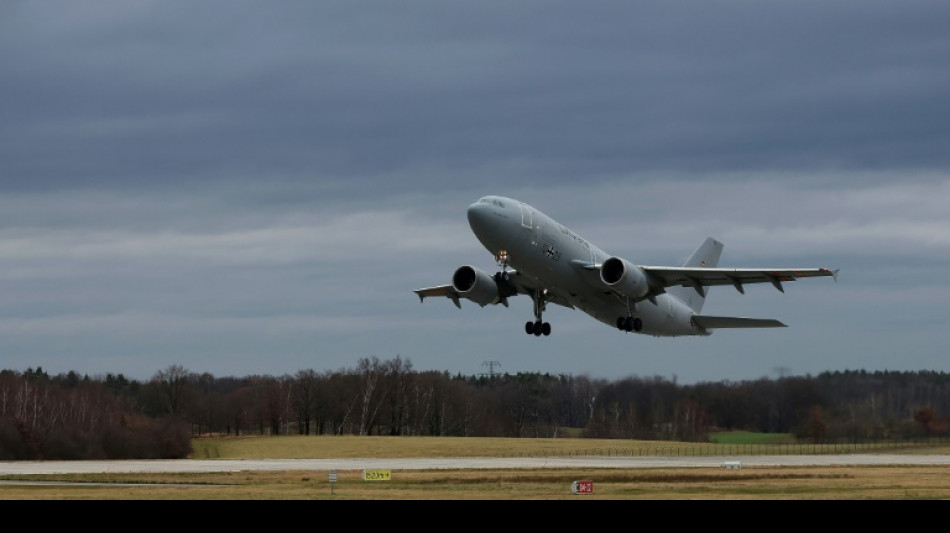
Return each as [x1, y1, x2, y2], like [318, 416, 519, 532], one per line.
[452, 266, 503, 307]
[600, 257, 650, 300]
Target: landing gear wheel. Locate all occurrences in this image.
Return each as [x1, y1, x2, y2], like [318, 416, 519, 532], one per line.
[525, 321, 551, 337]
[524, 289, 552, 337]
[619, 317, 644, 333]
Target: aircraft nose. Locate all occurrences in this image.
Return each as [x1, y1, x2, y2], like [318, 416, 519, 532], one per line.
[467, 200, 499, 238]
[467, 201, 490, 227]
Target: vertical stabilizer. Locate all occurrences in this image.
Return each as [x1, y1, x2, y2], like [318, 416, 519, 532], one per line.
[667, 237, 723, 313]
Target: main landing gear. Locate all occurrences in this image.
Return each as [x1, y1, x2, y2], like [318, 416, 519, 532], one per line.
[616, 297, 643, 333]
[616, 316, 643, 333]
[526, 321, 552, 337]
[526, 289, 552, 337]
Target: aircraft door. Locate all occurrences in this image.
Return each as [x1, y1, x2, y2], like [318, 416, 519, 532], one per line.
[519, 203, 533, 230]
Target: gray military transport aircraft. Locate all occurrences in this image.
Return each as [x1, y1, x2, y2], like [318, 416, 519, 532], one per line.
[415, 196, 838, 338]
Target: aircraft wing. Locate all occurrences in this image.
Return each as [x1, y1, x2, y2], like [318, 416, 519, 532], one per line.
[414, 270, 575, 310]
[414, 285, 463, 308]
[640, 266, 838, 295]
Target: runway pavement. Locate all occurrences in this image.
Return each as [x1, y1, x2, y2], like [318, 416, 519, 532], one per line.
[3, 454, 950, 475]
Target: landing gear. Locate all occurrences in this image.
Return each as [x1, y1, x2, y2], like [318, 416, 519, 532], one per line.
[492, 250, 552, 337]
[525, 289, 552, 337]
[617, 316, 643, 333]
[495, 250, 511, 280]
[492, 250, 513, 284]
[616, 297, 643, 333]
[525, 320, 552, 337]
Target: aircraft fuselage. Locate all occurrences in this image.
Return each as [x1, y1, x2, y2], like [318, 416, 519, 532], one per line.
[467, 196, 704, 337]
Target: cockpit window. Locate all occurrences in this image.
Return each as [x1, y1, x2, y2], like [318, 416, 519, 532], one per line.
[479, 198, 506, 208]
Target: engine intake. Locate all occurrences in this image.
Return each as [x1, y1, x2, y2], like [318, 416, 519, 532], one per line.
[601, 257, 650, 300]
[452, 266, 503, 307]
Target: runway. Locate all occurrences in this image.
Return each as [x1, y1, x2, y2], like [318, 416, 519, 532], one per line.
[3, 454, 950, 475]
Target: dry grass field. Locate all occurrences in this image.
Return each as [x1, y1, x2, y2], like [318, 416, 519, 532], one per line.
[190, 435, 735, 459]
[189, 435, 950, 460]
[3, 436, 950, 500]
[4, 467, 950, 500]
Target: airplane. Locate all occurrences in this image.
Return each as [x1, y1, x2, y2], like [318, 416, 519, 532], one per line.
[415, 196, 838, 338]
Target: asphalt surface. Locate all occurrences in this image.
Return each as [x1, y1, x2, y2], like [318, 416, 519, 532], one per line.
[3, 455, 950, 475]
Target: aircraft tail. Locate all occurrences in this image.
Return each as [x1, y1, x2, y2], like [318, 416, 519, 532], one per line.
[667, 237, 724, 313]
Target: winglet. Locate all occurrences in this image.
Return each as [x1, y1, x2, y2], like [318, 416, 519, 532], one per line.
[819, 267, 840, 283]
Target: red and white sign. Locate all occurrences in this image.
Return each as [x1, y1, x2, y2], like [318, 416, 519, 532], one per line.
[572, 480, 594, 495]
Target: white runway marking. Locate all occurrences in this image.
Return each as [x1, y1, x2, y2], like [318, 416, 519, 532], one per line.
[2, 455, 950, 475]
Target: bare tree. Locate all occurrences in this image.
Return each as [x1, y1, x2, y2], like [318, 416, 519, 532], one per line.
[386, 356, 413, 436]
[152, 365, 193, 419]
[357, 357, 386, 436]
[293, 370, 321, 435]
[260, 376, 292, 435]
[332, 373, 360, 435]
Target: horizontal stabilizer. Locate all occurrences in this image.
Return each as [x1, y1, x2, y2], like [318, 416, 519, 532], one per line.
[692, 316, 787, 330]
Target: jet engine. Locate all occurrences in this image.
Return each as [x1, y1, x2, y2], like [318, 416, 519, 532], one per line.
[452, 266, 503, 307]
[600, 257, 651, 300]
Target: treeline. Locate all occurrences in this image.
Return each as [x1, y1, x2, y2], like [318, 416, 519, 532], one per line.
[0, 368, 191, 461]
[2, 357, 949, 460]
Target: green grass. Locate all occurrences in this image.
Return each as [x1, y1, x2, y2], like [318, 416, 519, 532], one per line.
[708, 432, 798, 445]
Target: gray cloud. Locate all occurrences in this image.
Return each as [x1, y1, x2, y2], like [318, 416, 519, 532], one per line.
[1, 1, 948, 382]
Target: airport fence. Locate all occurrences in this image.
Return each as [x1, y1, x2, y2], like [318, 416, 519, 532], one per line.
[489, 438, 949, 458]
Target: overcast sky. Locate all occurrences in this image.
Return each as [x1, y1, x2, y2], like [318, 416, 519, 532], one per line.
[2, 1, 948, 384]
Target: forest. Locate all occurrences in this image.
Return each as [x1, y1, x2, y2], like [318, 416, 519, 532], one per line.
[2, 355, 949, 460]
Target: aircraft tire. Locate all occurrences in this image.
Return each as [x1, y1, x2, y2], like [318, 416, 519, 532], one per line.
[542, 323, 552, 336]
[525, 321, 536, 335]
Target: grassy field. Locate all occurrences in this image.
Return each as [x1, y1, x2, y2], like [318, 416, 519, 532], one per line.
[708, 432, 797, 445]
[4, 436, 950, 500]
[4, 467, 950, 500]
[190, 434, 950, 460]
[190, 435, 731, 459]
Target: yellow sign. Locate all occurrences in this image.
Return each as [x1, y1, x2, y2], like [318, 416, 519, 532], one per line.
[362, 469, 392, 482]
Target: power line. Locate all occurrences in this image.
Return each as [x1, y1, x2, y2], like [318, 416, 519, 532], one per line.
[481, 361, 502, 379]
